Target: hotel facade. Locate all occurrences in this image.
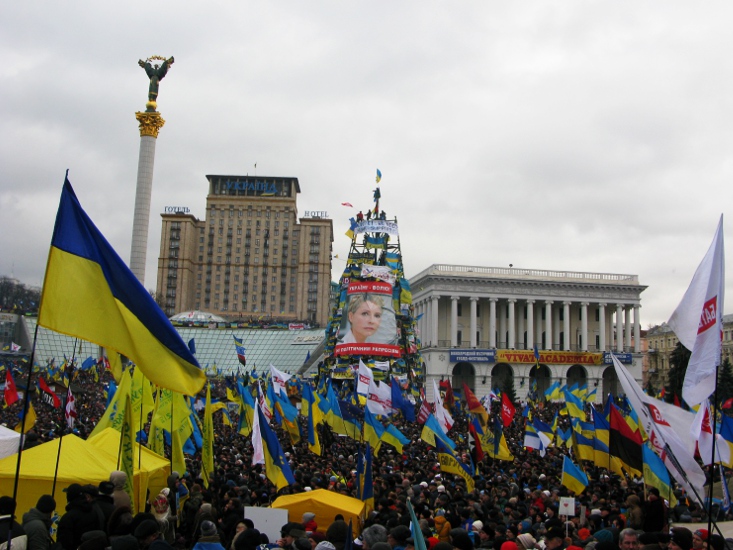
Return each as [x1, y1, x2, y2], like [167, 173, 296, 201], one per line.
[156, 175, 333, 326]
[411, 264, 646, 401]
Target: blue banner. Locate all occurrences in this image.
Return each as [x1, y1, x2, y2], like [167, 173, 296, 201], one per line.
[449, 349, 496, 363]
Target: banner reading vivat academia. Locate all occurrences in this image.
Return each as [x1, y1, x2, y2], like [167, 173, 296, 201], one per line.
[496, 350, 603, 365]
[335, 280, 401, 357]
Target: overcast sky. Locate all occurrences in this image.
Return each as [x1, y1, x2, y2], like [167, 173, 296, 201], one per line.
[2, 2, 733, 327]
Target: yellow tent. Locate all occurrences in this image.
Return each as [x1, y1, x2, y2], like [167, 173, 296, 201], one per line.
[271, 489, 366, 535]
[87, 427, 171, 513]
[0, 434, 116, 518]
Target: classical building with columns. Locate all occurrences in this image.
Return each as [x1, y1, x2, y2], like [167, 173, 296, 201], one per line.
[411, 264, 646, 402]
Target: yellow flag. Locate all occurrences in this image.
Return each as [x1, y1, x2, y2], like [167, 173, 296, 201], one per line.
[89, 369, 132, 438]
[131, 367, 155, 431]
[120, 392, 136, 513]
[201, 383, 214, 488]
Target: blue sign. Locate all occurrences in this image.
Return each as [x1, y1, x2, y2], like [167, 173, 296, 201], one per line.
[225, 179, 278, 195]
[603, 352, 632, 364]
[449, 349, 496, 363]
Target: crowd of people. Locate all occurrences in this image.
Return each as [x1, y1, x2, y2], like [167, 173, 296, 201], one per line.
[0, 366, 730, 550]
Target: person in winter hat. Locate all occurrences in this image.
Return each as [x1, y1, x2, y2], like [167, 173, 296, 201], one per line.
[22, 495, 55, 550]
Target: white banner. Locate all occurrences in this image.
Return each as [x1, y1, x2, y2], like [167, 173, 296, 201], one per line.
[355, 220, 399, 236]
[361, 264, 396, 284]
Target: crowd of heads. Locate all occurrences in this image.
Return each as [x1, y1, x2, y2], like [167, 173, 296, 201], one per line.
[0, 367, 731, 550]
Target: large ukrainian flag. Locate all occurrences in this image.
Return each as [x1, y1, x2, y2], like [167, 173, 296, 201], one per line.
[39, 178, 205, 396]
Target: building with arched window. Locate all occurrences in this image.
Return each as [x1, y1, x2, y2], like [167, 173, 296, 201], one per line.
[411, 264, 646, 402]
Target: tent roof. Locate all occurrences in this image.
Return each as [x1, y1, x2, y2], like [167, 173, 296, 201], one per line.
[87, 428, 169, 470]
[0, 434, 114, 482]
[271, 489, 366, 535]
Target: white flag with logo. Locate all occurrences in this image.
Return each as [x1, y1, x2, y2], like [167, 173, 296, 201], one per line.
[357, 359, 374, 396]
[668, 215, 724, 406]
[432, 380, 454, 433]
[251, 402, 265, 466]
[690, 398, 730, 466]
[367, 379, 392, 416]
[269, 364, 292, 397]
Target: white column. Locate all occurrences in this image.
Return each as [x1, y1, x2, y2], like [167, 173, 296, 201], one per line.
[553, 305, 561, 350]
[470, 297, 478, 348]
[535, 302, 542, 347]
[563, 301, 571, 351]
[131, 134, 159, 283]
[489, 298, 497, 348]
[580, 302, 588, 352]
[633, 305, 641, 353]
[508, 299, 516, 349]
[499, 301, 507, 348]
[431, 296, 440, 347]
[420, 298, 431, 346]
[625, 306, 632, 351]
[527, 300, 535, 349]
[517, 301, 525, 349]
[598, 303, 606, 351]
[616, 304, 624, 352]
[545, 301, 553, 350]
[451, 296, 459, 347]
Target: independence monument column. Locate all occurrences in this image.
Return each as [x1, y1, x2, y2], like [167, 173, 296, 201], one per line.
[130, 55, 174, 283]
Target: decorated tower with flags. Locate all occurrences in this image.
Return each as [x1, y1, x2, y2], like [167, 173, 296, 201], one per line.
[322, 170, 425, 393]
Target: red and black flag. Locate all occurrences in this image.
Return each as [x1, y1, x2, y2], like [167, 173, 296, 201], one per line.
[609, 403, 643, 476]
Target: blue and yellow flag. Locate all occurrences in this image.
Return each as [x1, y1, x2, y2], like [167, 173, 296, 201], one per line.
[14, 402, 37, 434]
[544, 381, 562, 401]
[561, 455, 588, 494]
[237, 382, 256, 437]
[356, 443, 374, 514]
[420, 413, 456, 450]
[563, 387, 586, 420]
[302, 383, 322, 456]
[642, 442, 676, 506]
[436, 439, 475, 492]
[364, 407, 384, 453]
[257, 404, 295, 490]
[382, 424, 410, 454]
[38, 178, 205, 396]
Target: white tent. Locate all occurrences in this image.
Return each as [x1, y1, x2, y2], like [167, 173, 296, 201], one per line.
[0, 425, 21, 459]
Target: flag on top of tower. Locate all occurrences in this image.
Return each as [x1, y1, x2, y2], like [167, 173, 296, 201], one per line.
[668, 214, 724, 406]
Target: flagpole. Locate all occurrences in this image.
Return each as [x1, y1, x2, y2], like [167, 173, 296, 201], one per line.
[10, 322, 41, 506]
[52, 339, 78, 496]
[707, 362, 722, 536]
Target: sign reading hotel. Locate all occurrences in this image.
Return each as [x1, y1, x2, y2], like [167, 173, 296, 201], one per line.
[164, 206, 190, 214]
[335, 280, 401, 357]
[303, 211, 329, 218]
[496, 350, 603, 365]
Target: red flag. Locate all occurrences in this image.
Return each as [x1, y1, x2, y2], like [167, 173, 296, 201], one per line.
[65, 387, 77, 428]
[4, 370, 18, 406]
[38, 377, 61, 408]
[674, 394, 681, 407]
[723, 398, 733, 410]
[501, 393, 515, 427]
[463, 383, 488, 426]
[417, 399, 433, 424]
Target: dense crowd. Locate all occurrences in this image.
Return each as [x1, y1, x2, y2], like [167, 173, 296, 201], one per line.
[0, 365, 730, 550]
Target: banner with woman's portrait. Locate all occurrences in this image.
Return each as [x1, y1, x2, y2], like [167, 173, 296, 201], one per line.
[335, 280, 401, 357]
